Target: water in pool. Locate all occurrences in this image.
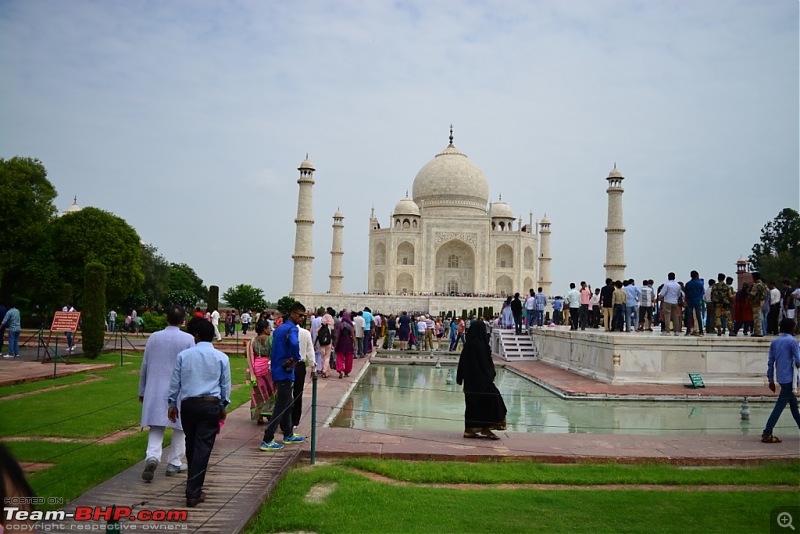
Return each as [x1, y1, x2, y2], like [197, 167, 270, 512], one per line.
[330, 364, 793, 435]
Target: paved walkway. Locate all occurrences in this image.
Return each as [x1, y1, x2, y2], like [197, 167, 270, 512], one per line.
[7, 336, 795, 533]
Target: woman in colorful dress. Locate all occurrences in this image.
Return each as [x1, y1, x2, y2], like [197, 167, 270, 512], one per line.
[246, 321, 275, 424]
[334, 311, 356, 378]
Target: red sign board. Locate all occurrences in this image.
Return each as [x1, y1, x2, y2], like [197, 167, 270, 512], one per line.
[51, 311, 81, 332]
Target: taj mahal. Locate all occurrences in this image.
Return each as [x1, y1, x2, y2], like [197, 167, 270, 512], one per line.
[288, 128, 558, 315]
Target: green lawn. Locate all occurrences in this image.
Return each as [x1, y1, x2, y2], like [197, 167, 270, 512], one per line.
[245, 460, 800, 534]
[0, 349, 249, 507]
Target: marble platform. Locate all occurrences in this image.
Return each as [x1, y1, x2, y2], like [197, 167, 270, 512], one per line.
[528, 327, 775, 386]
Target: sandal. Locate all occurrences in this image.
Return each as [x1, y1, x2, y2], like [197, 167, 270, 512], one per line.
[463, 431, 480, 439]
[480, 431, 500, 440]
[339, 372, 344, 379]
[761, 434, 782, 443]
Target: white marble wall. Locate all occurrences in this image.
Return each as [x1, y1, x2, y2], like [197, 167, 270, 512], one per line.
[534, 329, 771, 386]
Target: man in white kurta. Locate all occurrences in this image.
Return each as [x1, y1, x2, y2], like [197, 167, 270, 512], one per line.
[211, 309, 221, 341]
[139, 306, 195, 480]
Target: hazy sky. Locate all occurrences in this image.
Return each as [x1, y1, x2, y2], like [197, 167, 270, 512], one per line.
[2, 0, 798, 302]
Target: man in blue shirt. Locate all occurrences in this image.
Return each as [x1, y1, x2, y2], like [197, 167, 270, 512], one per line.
[623, 280, 641, 333]
[167, 318, 231, 507]
[761, 318, 800, 443]
[534, 288, 548, 327]
[362, 307, 374, 356]
[684, 271, 705, 337]
[1, 303, 20, 358]
[260, 303, 307, 451]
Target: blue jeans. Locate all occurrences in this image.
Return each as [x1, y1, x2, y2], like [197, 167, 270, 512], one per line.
[686, 302, 704, 334]
[626, 306, 639, 331]
[526, 309, 535, 327]
[388, 330, 396, 349]
[612, 304, 626, 331]
[763, 382, 800, 435]
[536, 310, 544, 327]
[65, 331, 73, 348]
[8, 330, 20, 356]
[262, 380, 294, 443]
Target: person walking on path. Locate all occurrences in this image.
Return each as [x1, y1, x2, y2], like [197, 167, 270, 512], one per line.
[246, 322, 275, 424]
[292, 320, 316, 430]
[140, 306, 195, 481]
[210, 308, 222, 341]
[259, 304, 307, 451]
[167, 318, 231, 507]
[760, 318, 800, 444]
[456, 320, 507, 440]
[334, 311, 356, 378]
[1, 303, 21, 358]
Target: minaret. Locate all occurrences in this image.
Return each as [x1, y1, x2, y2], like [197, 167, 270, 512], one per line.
[329, 209, 345, 294]
[291, 156, 315, 295]
[538, 215, 553, 296]
[604, 164, 626, 281]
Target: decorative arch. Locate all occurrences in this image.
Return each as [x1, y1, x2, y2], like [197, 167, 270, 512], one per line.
[396, 273, 414, 294]
[496, 244, 514, 269]
[374, 242, 386, 266]
[523, 276, 534, 293]
[373, 272, 385, 291]
[394, 219, 401, 228]
[496, 275, 513, 296]
[397, 241, 415, 265]
[524, 246, 534, 270]
[447, 280, 459, 294]
[435, 239, 475, 294]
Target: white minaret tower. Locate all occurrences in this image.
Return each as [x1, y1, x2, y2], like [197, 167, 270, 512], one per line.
[604, 164, 626, 281]
[329, 208, 345, 294]
[538, 215, 552, 296]
[291, 156, 315, 295]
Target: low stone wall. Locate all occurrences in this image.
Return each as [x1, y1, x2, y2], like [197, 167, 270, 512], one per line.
[533, 329, 771, 386]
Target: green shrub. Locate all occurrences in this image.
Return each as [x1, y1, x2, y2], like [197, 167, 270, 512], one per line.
[82, 262, 107, 358]
[141, 311, 167, 333]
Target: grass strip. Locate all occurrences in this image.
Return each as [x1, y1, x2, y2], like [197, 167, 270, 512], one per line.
[341, 458, 800, 486]
[245, 463, 799, 534]
[0, 372, 97, 398]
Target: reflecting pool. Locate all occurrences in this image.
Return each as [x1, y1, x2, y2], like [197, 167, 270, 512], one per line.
[330, 364, 793, 435]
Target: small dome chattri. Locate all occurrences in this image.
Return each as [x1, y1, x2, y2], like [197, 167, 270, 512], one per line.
[489, 198, 514, 219]
[393, 196, 420, 217]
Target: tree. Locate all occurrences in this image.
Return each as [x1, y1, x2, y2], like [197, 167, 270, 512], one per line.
[47, 207, 144, 307]
[168, 263, 208, 305]
[135, 244, 170, 309]
[82, 262, 106, 359]
[223, 285, 267, 312]
[275, 295, 298, 315]
[0, 157, 57, 303]
[164, 290, 199, 309]
[749, 208, 800, 282]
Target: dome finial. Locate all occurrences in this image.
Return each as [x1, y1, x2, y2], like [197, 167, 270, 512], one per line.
[449, 124, 454, 146]
[499, 193, 502, 201]
[73, 195, 77, 205]
[405, 189, 409, 198]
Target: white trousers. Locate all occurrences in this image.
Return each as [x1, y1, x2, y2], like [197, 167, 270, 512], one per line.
[146, 426, 185, 467]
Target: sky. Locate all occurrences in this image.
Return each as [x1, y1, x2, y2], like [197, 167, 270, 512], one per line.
[1, 0, 798, 302]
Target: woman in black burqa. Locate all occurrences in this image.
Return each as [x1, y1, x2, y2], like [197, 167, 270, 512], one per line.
[456, 320, 507, 439]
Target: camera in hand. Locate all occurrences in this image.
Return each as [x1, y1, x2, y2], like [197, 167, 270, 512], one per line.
[281, 358, 296, 372]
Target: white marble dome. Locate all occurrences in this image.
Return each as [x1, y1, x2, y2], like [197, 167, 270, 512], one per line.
[411, 141, 489, 215]
[393, 196, 420, 217]
[489, 198, 514, 219]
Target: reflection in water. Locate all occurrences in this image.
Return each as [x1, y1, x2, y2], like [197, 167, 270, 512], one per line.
[331, 365, 795, 435]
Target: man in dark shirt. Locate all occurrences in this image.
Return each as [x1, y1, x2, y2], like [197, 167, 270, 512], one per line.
[510, 293, 523, 335]
[599, 278, 614, 332]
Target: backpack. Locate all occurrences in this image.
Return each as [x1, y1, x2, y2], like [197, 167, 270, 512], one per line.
[317, 324, 332, 346]
[711, 283, 729, 304]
